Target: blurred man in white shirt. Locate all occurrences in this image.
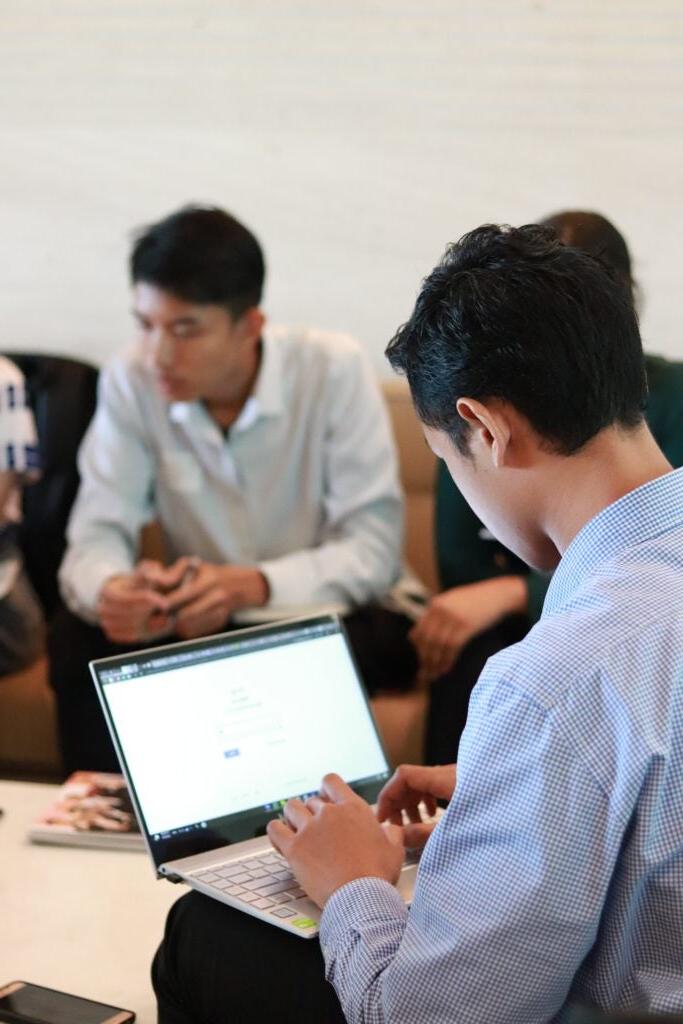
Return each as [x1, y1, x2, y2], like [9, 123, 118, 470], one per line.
[51, 205, 405, 771]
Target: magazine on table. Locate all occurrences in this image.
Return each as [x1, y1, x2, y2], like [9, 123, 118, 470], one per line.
[28, 771, 145, 851]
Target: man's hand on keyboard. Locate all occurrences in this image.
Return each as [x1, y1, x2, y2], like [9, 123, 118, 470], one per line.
[376, 763, 456, 849]
[267, 773, 404, 909]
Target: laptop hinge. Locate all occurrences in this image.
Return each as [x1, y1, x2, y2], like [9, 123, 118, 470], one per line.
[160, 865, 183, 884]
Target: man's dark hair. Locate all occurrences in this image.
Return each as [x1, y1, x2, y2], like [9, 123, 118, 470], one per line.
[385, 223, 647, 456]
[541, 210, 635, 303]
[130, 205, 265, 319]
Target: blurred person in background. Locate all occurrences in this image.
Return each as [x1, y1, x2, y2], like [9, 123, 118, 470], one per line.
[0, 354, 44, 675]
[51, 204, 405, 772]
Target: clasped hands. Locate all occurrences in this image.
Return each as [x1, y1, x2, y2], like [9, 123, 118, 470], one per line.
[267, 763, 456, 909]
[97, 557, 269, 644]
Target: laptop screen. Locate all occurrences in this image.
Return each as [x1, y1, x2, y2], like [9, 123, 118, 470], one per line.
[91, 616, 390, 869]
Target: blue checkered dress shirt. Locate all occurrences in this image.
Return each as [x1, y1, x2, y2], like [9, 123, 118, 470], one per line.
[320, 468, 683, 1023]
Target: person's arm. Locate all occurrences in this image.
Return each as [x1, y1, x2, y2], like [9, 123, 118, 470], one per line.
[410, 575, 528, 683]
[59, 358, 156, 621]
[429, 460, 550, 679]
[316, 678, 622, 1023]
[0, 470, 15, 517]
[410, 571, 552, 686]
[259, 344, 403, 607]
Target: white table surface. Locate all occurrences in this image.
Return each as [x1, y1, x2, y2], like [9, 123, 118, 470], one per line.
[0, 780, 182, 1024]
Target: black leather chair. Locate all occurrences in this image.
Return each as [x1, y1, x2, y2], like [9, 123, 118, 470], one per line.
[5, 353, 99, 620]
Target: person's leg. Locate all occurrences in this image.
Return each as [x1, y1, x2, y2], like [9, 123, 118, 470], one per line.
[424, 614, 530, 765]
[152, 892, 346, 1024]
[47, 603, 130, 773]
[0, 566, 45, 675]
[344, 606, 417, 696]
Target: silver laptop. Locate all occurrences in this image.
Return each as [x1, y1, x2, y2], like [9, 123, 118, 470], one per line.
[90, 614, 421, 938]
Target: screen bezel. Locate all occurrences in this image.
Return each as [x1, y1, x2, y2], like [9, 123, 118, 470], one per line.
[90, 614, 390, 872]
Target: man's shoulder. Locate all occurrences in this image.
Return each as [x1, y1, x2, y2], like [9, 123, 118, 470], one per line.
[480, 545, 683, 763]
[266, 325, 365, 370]
[0, 355, 25, 387]
[264, 327, 377, 410]
[99, 345, 154, 398]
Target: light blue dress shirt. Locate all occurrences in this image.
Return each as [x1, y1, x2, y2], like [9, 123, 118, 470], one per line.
[321, 468, 683, 1023]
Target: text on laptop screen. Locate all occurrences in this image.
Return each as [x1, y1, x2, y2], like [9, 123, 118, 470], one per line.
[97, 619, 388, 846]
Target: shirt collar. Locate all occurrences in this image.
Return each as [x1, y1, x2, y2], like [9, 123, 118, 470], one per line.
[544, 467, 683, 616]
[249, 331, 283, 418]
[167, 332, 284, 436]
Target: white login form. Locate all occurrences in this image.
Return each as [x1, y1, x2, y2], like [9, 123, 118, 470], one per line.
[104, 632, 386, 835]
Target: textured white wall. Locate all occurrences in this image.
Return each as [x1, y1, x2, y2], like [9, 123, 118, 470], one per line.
[1, 1, 681, 374]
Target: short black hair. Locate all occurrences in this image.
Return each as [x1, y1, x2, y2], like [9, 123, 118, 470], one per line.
[130, 205, 265, 319]
[541, 210, 634, 302]
[386, 223, 646, 456]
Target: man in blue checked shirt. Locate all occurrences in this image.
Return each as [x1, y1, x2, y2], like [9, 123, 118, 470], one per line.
[153, 224, 683, 1023]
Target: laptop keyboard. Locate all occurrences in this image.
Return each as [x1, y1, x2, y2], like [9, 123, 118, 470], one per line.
[191, 846, 422, 921]
[191, 852, 307, 920]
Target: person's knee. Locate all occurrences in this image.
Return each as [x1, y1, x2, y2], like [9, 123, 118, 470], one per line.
[153, 892, 344, 1024]
[154, 892, 217, 984]
[152, 894, 197, 1018]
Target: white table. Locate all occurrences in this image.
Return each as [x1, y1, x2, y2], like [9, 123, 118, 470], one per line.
[0, 780, 181, 1023]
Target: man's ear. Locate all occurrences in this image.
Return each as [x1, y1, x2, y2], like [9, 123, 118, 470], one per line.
[236, 306, 266, 343]
[456, 397, 511, 468]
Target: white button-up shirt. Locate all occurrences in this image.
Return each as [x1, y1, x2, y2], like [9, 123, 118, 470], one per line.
[60, 326, 403, 620]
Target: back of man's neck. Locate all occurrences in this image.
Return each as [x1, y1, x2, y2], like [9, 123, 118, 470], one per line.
[543, 424, 673, 557]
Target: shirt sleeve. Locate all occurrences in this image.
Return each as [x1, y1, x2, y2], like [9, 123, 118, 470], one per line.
[259, 343, 403, 607]
[320, 675, 621, 1024]
[59, 358, 155, 619]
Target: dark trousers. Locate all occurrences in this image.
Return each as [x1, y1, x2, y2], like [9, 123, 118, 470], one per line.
[48, 603, 418, 774]
[48, 605, 128, 773]
[152, 891, 345, 1024]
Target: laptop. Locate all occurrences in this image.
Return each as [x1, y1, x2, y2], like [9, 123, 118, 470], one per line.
[90, 614, 422, 938]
